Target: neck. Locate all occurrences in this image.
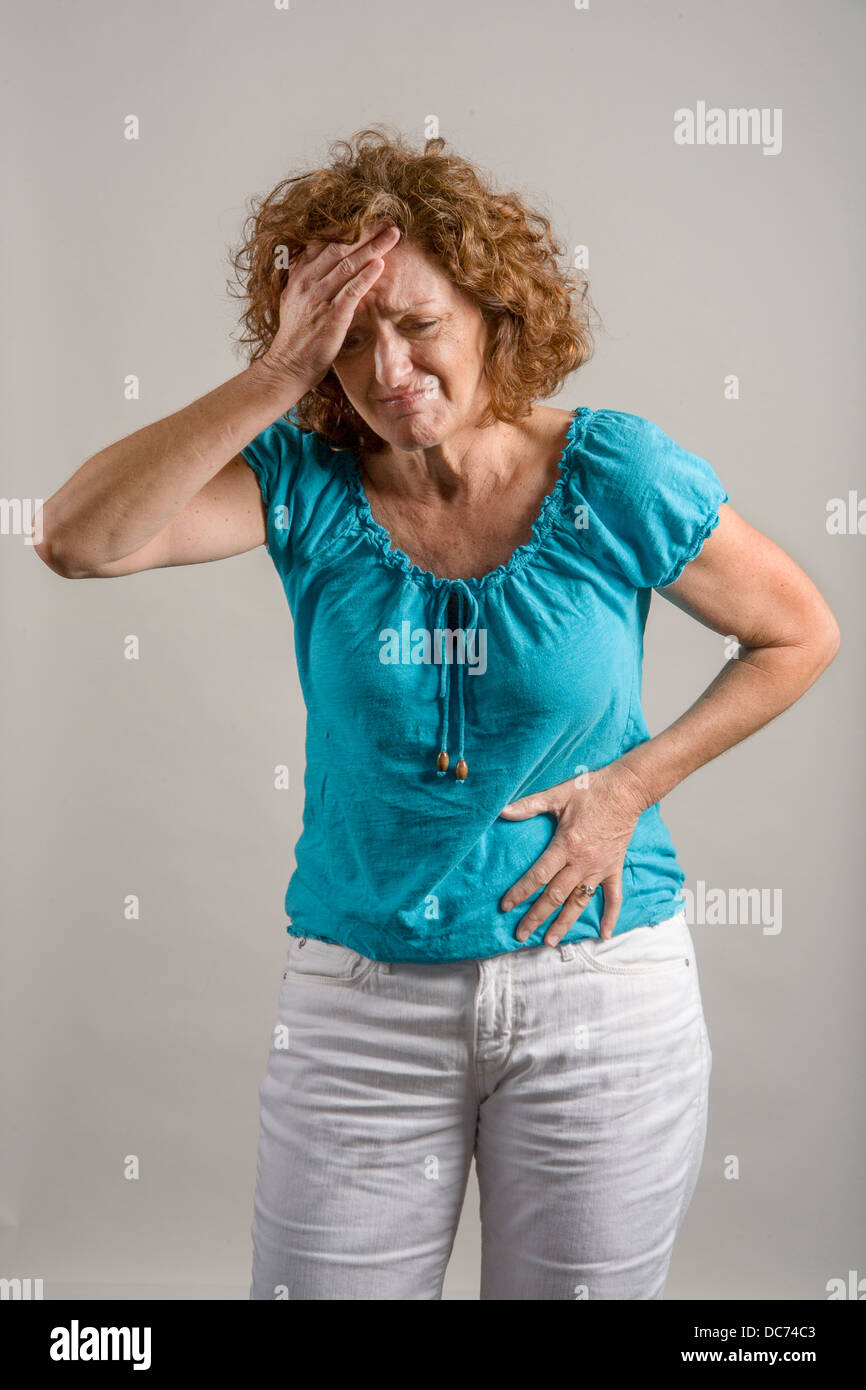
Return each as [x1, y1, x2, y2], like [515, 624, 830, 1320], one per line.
[360, 417, 528, 506]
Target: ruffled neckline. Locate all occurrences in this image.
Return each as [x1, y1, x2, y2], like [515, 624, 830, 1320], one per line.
[341, 405, 592, 594]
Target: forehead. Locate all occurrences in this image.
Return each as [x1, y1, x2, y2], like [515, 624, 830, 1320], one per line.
[349, 238, 457, 319]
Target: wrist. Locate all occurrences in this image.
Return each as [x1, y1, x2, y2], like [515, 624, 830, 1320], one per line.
[246, 354, 312, 409]
[599, 755, 656, 817]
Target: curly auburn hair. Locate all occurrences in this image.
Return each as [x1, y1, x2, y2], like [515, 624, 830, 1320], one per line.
[228, 125, 600, 454]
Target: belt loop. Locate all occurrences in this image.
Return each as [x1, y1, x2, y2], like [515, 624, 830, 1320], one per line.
[558, 941, 576, 962]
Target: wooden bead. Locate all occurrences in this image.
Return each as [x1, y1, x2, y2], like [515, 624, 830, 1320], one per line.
[437, 751, 449, 772]
[455, 759, 468, 781]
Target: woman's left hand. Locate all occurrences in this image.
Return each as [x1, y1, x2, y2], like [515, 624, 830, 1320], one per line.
[498, 762, 649, 944]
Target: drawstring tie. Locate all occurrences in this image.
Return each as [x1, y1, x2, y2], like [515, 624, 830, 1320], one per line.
[432, 579, 479, 782]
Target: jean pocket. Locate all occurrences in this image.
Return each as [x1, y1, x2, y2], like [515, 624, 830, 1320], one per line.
[575, 909, 694, 976]
[282, 935, 378, 987]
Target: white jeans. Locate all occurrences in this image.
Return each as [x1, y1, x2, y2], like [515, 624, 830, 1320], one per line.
[249, 908, 711, 1300]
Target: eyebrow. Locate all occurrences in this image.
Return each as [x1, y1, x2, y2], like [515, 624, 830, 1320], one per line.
[353, 300, 441, 319]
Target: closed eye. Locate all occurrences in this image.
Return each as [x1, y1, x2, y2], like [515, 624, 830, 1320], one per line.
[340, 320, 438, 352]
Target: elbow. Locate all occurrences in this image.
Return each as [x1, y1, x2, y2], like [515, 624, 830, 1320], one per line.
[808, 606, 841, 676]
[822, 613, 841, 665]
[33, 533, 94, 579]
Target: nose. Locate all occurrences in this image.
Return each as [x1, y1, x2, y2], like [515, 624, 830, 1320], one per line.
[372, 325, 417, 390]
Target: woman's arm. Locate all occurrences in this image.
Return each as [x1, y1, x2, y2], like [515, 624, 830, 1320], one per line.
[34, 218, 401, 578]
[34, 360, 304, 577]
[614, 502, 841, 809]
[499, 503, 840, 943]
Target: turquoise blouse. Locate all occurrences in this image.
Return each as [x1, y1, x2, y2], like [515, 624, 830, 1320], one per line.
[241, 405, 729, 963]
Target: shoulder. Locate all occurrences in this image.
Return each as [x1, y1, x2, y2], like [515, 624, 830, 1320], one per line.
[525, 403, 673, 482]
[568, 405, 721, 499]
[564, 406, 730, 589]
[570, 406, 686, 477]
[241, 412, 337, 492]
[240, 412, 352, 565]
[519, 404, 577, 459]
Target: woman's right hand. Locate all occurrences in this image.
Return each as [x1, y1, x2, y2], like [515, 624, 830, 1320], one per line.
[260, 219, 401, 391]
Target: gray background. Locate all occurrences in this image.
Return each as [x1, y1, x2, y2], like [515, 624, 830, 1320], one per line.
[2, 0, 863, 1299]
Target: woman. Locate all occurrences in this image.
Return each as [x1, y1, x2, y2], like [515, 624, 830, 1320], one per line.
[35, 128, 839, 1300]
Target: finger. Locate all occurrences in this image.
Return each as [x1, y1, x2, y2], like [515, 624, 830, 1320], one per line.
[500, 843, 568, 912]
[498, 791, 555, 820]
[513, 865, 583, 940]
[342, 217, 399, 249]
[598, 876, 623, 941]
[541, 880, 598, 946]
[283, 235, 345, 282]
[331, 253, 389, 307]
[304, 217, 396, 263]
[317, 224, 401, 299]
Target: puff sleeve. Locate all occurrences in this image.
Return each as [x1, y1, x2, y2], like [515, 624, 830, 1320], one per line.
[240, 412, 308, 569]
[241, 411, 355, 576]
[568, 408, 730, 590]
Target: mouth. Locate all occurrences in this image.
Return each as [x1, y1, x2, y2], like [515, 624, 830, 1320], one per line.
[377, 389, 428, 407]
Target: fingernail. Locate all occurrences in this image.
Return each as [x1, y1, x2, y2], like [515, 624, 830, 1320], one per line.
[501, 899, 513, 912]
[547, 935, 561, 948]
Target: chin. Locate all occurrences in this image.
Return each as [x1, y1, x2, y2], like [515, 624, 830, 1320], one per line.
[377, 401, 444, 441]
[391, 418, 446, 449]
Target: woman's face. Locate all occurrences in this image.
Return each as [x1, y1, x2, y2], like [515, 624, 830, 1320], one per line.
[330, 236, 491, 452]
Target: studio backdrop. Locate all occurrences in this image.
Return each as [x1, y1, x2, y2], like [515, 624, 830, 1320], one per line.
[2, 0, 863, 1299]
